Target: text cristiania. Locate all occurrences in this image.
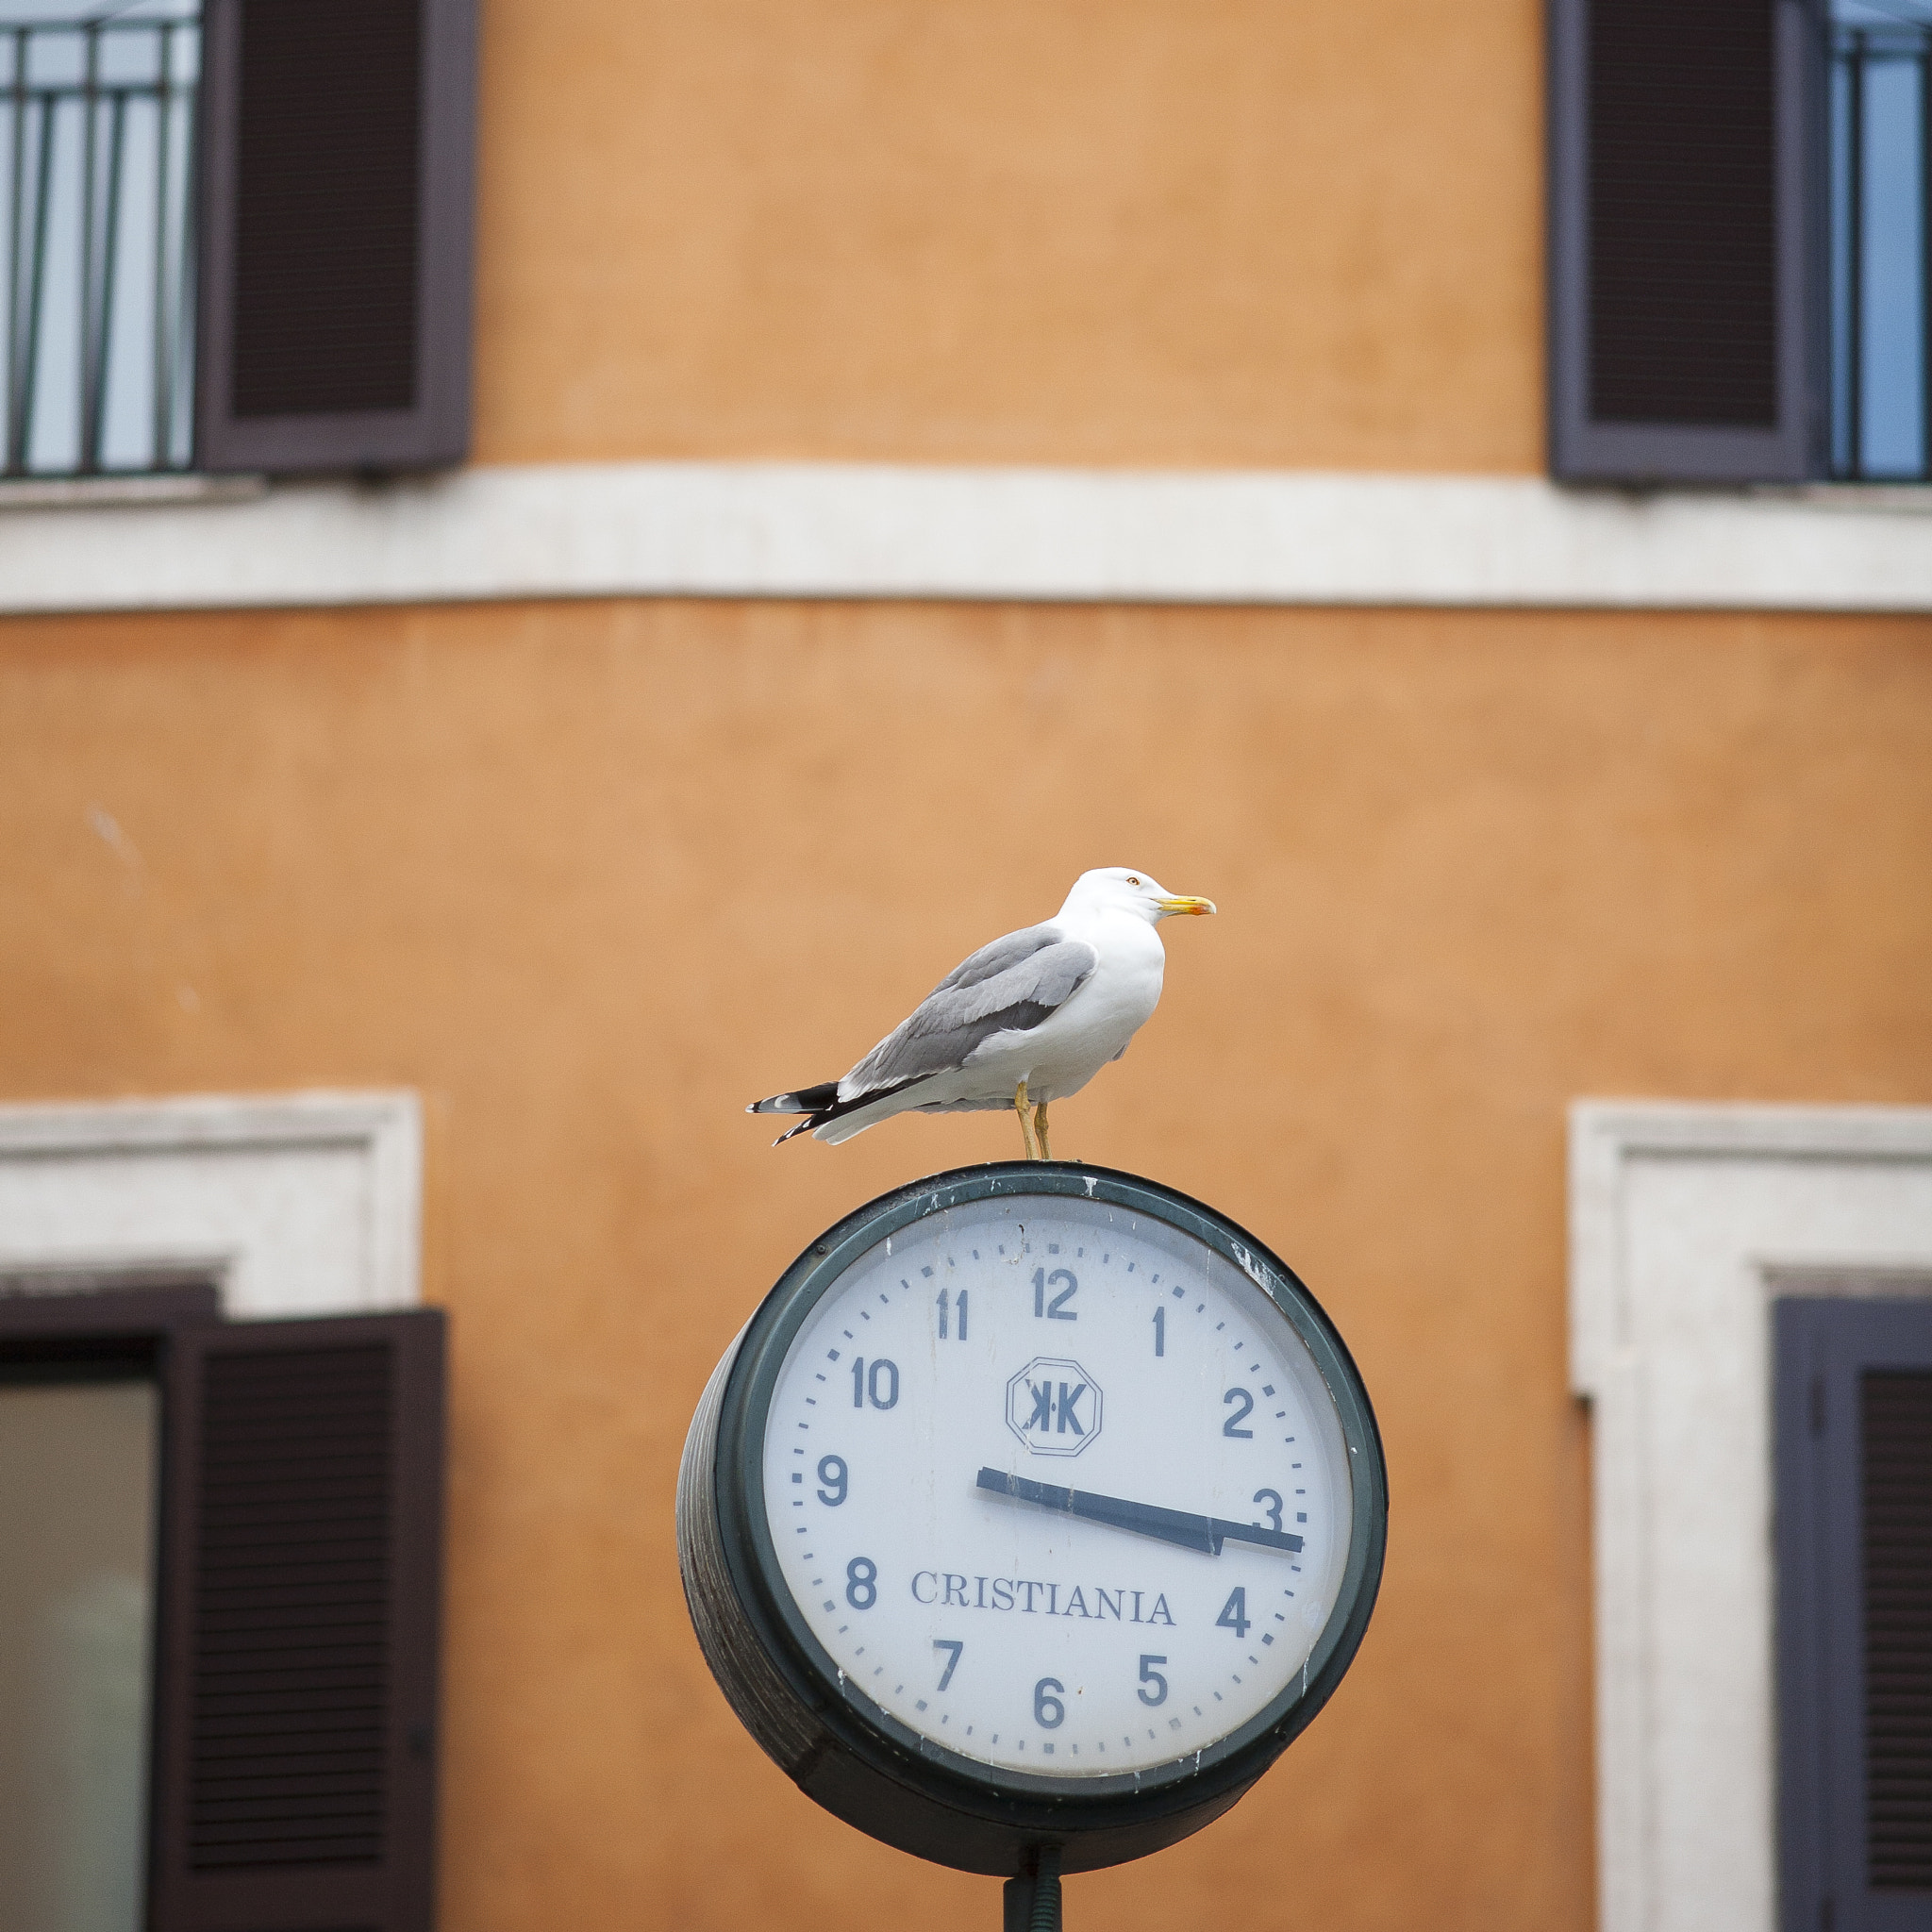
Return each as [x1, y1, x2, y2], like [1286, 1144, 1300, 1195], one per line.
[909, 1571, 1175, 1624]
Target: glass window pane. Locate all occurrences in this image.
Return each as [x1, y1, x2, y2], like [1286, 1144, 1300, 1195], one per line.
[0, 1378, 158, 1932]
[1829, 1, 1932, 479]
[1857, 54, 1926, 475]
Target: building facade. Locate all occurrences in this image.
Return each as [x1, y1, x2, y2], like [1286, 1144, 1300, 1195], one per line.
[1, 4, 1930, 1932]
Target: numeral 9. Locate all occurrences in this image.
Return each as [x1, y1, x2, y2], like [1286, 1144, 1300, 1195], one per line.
[816, 1455, 847, 1506]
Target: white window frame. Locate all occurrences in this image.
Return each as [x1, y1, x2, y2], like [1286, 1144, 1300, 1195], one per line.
[1570, 1100, 1932, 1932]
[0, 1091, 421, 1316]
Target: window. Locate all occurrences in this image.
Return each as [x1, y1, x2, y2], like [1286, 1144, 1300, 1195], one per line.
[1548, 0, 1931, 485]
[0, 0, 476, 483]
[0, 1283, 446, 1932]
[1830, 2, 1932, 477]
[0, 1335, 159, 1932]
[1568, 1100, 1932, 1932]
[1775, 1296, 1932, 1932]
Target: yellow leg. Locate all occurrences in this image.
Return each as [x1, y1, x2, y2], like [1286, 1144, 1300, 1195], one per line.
[1013, 1081, 1037, 1159]
[1033, 1103, 1051, 1161]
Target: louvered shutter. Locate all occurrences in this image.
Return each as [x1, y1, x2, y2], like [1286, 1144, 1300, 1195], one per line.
[148, 1309, 446, 1932]
[194, 0, 477, 475]
[1775, 1295, 1932, 1932]
[1547, 0, 1826, 481]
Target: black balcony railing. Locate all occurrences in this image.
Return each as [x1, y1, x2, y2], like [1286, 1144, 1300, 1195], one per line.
[3, 5, 197, 478]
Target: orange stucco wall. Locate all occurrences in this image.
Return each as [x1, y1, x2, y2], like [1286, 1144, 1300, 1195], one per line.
[3, 599, 1927, 1931]
[470, 0, 1543, 472]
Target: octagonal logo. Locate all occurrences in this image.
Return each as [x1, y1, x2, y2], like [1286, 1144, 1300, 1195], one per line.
[1006, 1357, 1103, 1457]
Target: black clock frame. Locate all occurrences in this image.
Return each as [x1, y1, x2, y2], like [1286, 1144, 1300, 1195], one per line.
[676, 1161, 1388, 1877]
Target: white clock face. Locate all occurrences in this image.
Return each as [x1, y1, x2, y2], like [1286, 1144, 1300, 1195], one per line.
[758, 1193, 1355, 1780]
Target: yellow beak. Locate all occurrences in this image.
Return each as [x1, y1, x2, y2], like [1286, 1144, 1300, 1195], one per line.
[1157, 895, 1217, 917]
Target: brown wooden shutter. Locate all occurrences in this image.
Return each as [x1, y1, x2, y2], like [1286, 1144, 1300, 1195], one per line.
[1548, 0, 1826, 481]
[1862, 1370, 1932, 1892]
[1775, 1294, 1932, 1932]
[149, 1308, 446, 1932]
[194, 0, 477, 475]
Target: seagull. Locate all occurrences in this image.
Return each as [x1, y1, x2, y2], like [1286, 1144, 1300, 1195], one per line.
[747, 868, 1216, 1158]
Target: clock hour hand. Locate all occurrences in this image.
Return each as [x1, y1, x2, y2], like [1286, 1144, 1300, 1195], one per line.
[975, 1467, 1305, 1556]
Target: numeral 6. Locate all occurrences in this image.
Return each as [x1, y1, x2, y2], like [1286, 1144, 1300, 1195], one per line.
[1033, 1676, 1065, 1728]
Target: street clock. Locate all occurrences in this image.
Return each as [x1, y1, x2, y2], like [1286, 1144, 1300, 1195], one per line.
[677, 1162, 1387, 1895]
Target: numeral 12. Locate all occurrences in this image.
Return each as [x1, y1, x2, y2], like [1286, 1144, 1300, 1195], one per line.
[1033, 1268, 1077, 1320]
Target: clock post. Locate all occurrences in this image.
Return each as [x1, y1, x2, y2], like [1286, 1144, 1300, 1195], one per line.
[1004, 1847, 1061, 1932]
[676, 1162, 1388, 1927]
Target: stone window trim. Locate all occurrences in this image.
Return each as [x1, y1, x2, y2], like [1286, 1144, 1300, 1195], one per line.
[1569, 1098, 1932, 1932]
[0, 1090, 422, 1315]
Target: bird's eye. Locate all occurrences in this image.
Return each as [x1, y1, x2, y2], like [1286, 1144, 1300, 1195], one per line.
[1126, 875, 1141, 887]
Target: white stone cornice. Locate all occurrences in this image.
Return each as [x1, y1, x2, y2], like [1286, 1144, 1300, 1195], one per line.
[2, 462, 1930, 615]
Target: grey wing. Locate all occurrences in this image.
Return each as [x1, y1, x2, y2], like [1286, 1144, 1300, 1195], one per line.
[841, 936, 1099, 1098]
[926, 922, 1065, 996]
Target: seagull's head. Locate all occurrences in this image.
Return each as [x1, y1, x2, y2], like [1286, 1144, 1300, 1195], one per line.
[1062, 867, 1217, 925]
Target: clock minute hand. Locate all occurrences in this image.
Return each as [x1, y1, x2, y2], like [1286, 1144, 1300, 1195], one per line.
[975, 1467, 1305, 1557]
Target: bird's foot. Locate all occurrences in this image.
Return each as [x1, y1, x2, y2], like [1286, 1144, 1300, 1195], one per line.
[1013, 1081, 1038, 1160]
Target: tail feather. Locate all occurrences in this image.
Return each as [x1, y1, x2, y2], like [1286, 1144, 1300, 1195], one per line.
[746, 1081, 841, 1117]
[745, 1075, 924, 1146]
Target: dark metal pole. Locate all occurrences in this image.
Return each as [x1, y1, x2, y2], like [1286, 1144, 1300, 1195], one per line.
[12, 89, 55, 475]
[5, 27, 29, 473]
[176, 52, 197, 471]
[1002, 1846, 1062, 1932]
[77, 21, 100, 471]
[5, 28, 21, 468]
[153, 22, 175, 470]
[86, 89, 127, 472]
